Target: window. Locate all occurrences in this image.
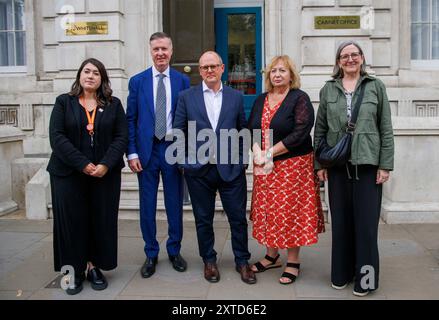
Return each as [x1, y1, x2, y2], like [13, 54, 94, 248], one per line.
[411, 0, 439, 60]
[0, 0, 26, 68]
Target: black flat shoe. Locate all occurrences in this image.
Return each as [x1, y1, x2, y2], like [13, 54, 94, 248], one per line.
[252, 254, 282, 273]
[169, 254, 187, 272]
[141, 257, 158, 278]
[87, 268, 108, 291]
[66, 273, 85, 295]
[279, 262, 300, 285]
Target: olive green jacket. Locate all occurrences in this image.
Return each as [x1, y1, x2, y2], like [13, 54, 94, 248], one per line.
[314, 75, 394, 170]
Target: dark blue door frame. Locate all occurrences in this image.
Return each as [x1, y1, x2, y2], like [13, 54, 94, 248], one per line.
[215, 7, 262, 117]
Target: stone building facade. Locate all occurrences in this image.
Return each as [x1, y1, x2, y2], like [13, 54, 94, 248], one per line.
[0, 0, 438, 223]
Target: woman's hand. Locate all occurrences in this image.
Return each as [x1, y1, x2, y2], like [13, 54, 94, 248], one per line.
[253, 144, 265, 166]
[317, 169, 328, 182]
[83, 163, 96, 175]
[90, 164, 109, 178]
[376, 169, 390, 184]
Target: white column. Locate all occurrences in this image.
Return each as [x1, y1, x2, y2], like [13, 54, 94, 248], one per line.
[265, 0, 282, 63]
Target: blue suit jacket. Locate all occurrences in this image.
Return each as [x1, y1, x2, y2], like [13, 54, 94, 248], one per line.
[126, 67, 190, 166]
[173, 84, 248, 182]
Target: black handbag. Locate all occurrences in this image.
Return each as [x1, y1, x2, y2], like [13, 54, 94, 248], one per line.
[316, 82, 366, 168]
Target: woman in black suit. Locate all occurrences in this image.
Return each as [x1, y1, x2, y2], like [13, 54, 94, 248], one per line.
[47, 58, 128, 295]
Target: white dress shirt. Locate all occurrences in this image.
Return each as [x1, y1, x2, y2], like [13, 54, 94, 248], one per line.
[202, 81, 223, 132]
[128, 66, 173, 161]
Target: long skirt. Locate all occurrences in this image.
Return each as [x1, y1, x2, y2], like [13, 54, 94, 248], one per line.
[251, 153, 325, 249]
[51, 170, 121, 274]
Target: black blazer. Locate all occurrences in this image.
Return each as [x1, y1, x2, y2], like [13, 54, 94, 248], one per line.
[47, 94, 128, 176]
[247, 89, 314, 161]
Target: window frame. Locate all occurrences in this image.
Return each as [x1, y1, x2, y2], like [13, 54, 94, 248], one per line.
[0, 0, 27, 73]
[411, 0, 439, 68]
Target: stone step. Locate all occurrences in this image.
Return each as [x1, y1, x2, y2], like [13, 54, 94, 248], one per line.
[121, 168, 255, 185]
[49, 200, 328, 221]
[120, 182, 254, 201]
[117, 199, 226, 221]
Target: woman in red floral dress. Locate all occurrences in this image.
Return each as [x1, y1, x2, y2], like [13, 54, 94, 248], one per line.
[247, 55, 325, 284]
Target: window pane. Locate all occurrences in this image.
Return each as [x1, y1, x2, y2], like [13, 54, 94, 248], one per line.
[0, 31, 14, 66]
[0, 0, 13, 30]
[433, 24, 439, 58]
[15, 30, 25, 65]
[433, 0, 439, 22]
[412, 0, 430, 22]
[411, 24, 431, 59]
[14, 0, 24, 30]
[227, 14, 256, 95]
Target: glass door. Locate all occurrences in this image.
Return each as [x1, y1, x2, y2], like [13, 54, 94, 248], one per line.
[215, 7, 262, 117]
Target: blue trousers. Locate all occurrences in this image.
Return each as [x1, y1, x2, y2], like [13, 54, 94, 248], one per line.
[138, 140, 183, 258]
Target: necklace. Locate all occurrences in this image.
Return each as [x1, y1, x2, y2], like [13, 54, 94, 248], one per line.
[79, 97, 97, 133]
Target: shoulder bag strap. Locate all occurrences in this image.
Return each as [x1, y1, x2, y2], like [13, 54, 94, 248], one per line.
[347, 81, 366, 132]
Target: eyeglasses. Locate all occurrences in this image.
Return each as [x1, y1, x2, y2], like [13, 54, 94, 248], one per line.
[200, 64, 221, 72]
[339, 52, 362, 62]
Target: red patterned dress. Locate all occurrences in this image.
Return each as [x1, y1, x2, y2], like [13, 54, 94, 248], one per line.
[251, 96, 325, 249]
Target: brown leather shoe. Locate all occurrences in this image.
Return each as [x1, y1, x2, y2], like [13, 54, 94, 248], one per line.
[236, 264, 257, 285]
[204, 262, 220, 283]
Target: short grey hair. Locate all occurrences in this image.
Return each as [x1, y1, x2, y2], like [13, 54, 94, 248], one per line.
[149, 32, 173, 48]
[331, 40, 368, 79]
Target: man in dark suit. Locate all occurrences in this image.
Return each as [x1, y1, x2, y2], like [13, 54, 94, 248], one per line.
[126, 32, 190, 278]
[173, 51, 256, 284]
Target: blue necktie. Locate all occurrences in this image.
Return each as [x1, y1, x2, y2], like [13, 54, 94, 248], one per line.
[155, 73, 167, 140]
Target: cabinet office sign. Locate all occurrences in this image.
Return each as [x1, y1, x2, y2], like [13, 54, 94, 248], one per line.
[315, 16, 360, 29]
[66, 21, 109, 36]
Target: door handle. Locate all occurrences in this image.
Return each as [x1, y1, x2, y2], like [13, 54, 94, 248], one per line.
[184, 66, 192, 73]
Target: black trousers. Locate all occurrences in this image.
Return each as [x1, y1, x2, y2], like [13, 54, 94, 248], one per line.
[51, 170, 121, 274]
[185, 166, 250, 266]
[328, 164, 382, 292]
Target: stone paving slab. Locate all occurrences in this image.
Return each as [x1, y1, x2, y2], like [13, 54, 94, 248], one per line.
[28, 265, 139, 300]
[0, 232, 47, 260]
[0, 241, 55, 292]
[402, 224, 439, 250]
[0, 217, 438, 300]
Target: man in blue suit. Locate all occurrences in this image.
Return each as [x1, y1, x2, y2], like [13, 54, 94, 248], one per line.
[127, 32, 190, 278]
[173, 51, 256, 285]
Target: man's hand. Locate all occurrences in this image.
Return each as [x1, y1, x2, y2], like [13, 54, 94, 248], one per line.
[317, 169, 328, 182]
[90, 164, 109, 178]
[83, 163, 97, 176]
[128, 158, 143, 173]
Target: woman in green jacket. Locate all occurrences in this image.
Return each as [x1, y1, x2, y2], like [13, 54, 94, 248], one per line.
[314, 41, 394, 297]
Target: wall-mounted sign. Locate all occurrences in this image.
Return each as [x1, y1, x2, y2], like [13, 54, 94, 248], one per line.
[66, 21, 109, 36]
[315, 16, 360, 29]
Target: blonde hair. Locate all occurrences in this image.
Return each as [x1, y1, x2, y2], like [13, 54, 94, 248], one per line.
[264, 55, 301, 92]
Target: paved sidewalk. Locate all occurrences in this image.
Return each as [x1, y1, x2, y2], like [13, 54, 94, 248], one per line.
[0, 210, 438, 300]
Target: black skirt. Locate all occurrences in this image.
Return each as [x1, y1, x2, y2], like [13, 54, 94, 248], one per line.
[51, 170, 121, 274]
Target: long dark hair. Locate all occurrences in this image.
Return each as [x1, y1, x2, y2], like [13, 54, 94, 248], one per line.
[69, 58, 113, 106]
[332, 41, 368, 79]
